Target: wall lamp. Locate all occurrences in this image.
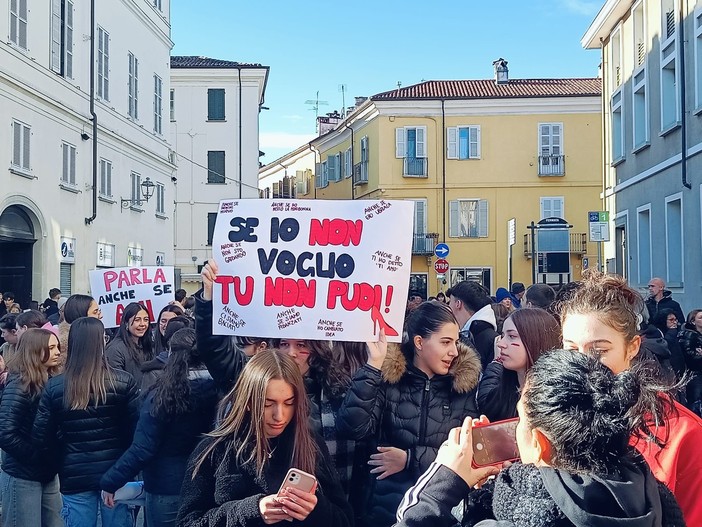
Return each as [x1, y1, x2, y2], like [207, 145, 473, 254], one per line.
[121, 177, 156, 209]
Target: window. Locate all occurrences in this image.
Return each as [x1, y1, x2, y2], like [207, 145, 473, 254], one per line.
[396, 126, 427, 176]
[153, 0, 162, 10]
[295, 170, 309, 195]
[447, 126, 480, 160]
[665, 195, 683, 284]
[633, 1, 646, 69]
[11, 120, 30, 172]
[538, 123, 564, 175]
[637, 205, 652, 285]
[449, 267, 492, 292]
[153, 75, 162, 134]
[9, 0, 28, 49]
[169, 89, 175, 121]
[208, 89, 225, 121]
[344, 148, 352, 178]
[412, 199, 433, 254]
[611, 92, 624, 162]
[59, 263, 72, 295]
[661, 0, 679, 131]
[97, 27, 109, 100]
[207, 212, 217, 246]
[328, 153, 340, 182]
[207, 151, 225, 184]
[130, 172, 141, 208]
[449, 199, 489, 238]
[315, 160, 329, 188]
[610, 27, 622, 90]
[51, 0, 73, 78]
[155, 182, 165, 216]
[540, 196, 564, 220]
[632, 70, 648, 151]
[61, 143, 76, 185]
[99, 159, 112, 197]
[360, 136, 369, 182]
[128, 52, 139, 119]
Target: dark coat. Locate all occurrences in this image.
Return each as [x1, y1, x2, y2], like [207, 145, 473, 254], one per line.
[32, 368, 139, 494]
[476, 361, 518, 422]
[646, 292, 685, 328]
[0, 374, 57, 483]
[105, 337, 150, 389]
[336, 341, 481, 527]
[465, 320, 499, 371]
[100, 372, 218, 495]
[193, 292, 248, 395]
[176, 430, 353, 527]
[678, 323, 702, 372]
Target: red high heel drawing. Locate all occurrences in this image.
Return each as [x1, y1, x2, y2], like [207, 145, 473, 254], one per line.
[371, 306, 398, 337]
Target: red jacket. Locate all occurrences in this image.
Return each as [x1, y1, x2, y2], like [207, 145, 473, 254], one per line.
[633, 400, 702, 526]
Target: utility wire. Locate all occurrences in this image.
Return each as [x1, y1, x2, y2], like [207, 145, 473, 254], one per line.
[174, 151, 262, 192]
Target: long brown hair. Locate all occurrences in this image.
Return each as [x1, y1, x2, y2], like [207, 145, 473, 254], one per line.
[6, 328, 58, 396]
[508, 307, 560, 369]
[194, 350, 317, 478]
[64, 317, 114, 410]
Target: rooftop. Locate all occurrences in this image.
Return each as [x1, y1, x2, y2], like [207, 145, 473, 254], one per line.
[170, 56, 266, 69]
[371, 78, 602, 101]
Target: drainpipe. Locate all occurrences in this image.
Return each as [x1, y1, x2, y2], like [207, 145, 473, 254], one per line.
[344, 120, 354, 200]
[84, 0, 98, 225]
[680, 0, 692, 189]
[237, 67, 243, 198]
[441, 99, 446, 242]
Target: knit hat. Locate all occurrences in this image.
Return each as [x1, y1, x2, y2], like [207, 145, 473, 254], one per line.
[495, 287, 511, 303]
[511, 282, 525, 295]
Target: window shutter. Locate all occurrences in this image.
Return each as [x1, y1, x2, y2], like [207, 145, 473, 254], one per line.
[18, 0, 27, 48]
[449, 200, 459, 237]
[22, 125, 30, 169]
[207, 213, 217, 245]
[416, 126, 427, 158]
[395, 128, 405, 158]
[272, 181, 280, 198]
[65, 0, 74, 78]
[60, 263, 72, 295]
[10, 1, 17, 45]
[69, 146, 76, 184]
[315, 162, 322, 188]
[51, 0, 62, 73]
[470, 126, 481, 159]
[540, 197, 551, 219]
[554, 197, 564, 219]
[106, 162, 112, 196]
[552, 124, 562, 156]
[447, 127, 458, 159]
[539, 124, 551, 156]
[414, 200, 426, 234]
[478, 200, 489, 238]
[13, 122, 21, 166]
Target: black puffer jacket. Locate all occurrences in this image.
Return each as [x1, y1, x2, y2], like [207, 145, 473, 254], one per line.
[0, 374, 57, 483]
[678, 323, 702, 372]
[646, 292, 685, 328]
[476, 361, 519, 422]
[32, 368, 139, 494]
[105, 337, 151, 389]
[337, 342, 481, 527]
[194, 292, 248, 395]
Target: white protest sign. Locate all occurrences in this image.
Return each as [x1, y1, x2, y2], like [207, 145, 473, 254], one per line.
[89, 266, 175, 328]
[211, 199, 413, 342]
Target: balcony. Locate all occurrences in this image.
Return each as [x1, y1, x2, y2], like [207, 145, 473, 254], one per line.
[403, 157, 427, 178]
[538, 155, 565, 176]
[523, 232, 587, 257]
[353, 162, 368, 185]
[412, 233, 438, 255]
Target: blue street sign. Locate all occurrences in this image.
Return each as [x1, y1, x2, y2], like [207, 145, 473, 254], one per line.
[434, 243, 450, 258]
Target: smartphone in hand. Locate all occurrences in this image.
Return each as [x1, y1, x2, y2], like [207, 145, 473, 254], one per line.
[278, 468, 318, 496]
[471, 417, 520, 468]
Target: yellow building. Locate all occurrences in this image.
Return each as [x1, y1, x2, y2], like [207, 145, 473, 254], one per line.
[308, 64, 603, 297]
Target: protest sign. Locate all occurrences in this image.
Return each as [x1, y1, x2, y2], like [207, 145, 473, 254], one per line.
[89, 266, 175, 328]
[211, 199, 413, 342]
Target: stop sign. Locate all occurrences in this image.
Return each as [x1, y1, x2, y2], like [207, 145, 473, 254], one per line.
[434, 259, 449, 274]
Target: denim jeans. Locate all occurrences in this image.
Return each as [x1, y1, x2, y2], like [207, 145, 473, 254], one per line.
[145, 492, 180, 527]
[60, 491, 134, 527]
[0, 472, 63, 527]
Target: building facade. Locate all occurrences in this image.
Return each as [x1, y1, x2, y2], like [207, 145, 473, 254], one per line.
[308, 68, 603, 298]
[170, 56, 268, 290]
[0, 0, 175, 307]
[583, 0, 702, 314]
[258, 143, 316, 200]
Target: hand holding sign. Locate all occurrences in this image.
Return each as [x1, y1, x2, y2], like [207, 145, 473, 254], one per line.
[201, 259, 219, 302]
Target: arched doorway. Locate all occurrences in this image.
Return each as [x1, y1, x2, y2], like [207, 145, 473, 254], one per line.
[0, 205, 36, 309]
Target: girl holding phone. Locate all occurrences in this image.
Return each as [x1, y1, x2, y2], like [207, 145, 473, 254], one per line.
[177, 350, 352, 526]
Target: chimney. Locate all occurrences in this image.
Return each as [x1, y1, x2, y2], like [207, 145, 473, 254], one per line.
[493, 58, 509, 85]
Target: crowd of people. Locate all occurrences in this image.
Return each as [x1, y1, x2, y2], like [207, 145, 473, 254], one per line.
[0, 269, 700, 527]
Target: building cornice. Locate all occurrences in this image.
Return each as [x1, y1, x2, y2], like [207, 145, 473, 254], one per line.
[121, 0, 173, 49]
[375, 97, 601, 116]
[582, 0, 631, 49]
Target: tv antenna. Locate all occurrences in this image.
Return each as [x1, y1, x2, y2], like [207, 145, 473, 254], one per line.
[339, 84, 347, 117]
[304, 91, 328, 131]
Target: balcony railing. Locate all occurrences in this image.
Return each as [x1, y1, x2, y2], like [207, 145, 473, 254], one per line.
[523, 232, 587, 257]
[403, 157, 427, 178]
[353, 162, 368, 185]
[412, 233, 438, 255]
[538, 155, 565, 176]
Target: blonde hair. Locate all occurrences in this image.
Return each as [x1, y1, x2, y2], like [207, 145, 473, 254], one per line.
[195, 350, 317, 478]
[7, 328, 58, 396]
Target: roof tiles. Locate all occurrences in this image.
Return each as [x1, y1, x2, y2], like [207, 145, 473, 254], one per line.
[170, 56, 265, 69]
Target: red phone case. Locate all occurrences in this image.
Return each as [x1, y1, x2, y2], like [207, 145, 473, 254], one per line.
[471, 418, 520, 468]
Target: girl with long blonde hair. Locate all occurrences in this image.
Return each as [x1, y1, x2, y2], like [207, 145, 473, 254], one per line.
[177, 350, 352, 526]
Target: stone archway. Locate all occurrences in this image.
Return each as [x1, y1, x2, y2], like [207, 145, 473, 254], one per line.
[0, 205, 38, 309]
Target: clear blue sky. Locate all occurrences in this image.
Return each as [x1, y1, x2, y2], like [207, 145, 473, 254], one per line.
[171, 0, 603, 162]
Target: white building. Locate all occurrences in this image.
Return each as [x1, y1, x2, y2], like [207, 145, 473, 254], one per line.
[0, 0, 175, 307]
[169, 56, 269, 289]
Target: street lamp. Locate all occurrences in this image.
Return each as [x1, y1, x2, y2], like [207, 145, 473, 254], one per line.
[121, 177, 156, 209]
